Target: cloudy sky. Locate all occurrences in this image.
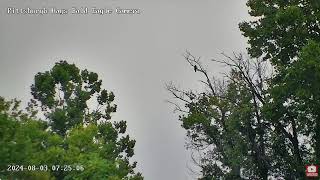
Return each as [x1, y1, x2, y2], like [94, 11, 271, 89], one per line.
[0, 0, 249, 179]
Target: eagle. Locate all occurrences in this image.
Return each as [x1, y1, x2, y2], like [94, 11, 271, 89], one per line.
[194, 65, 197, 72]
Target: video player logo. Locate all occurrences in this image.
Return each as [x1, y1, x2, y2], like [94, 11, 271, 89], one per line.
[306, 165, 318, 177]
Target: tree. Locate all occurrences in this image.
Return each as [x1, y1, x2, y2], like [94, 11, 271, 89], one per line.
[167, 52, 271, 179]
[262, 41, 320, 177]
[30, 61, 142, 179]
[0, 97, 53, 179]
[240, 0, 320, 178]
[168, 46, 320, 179]
[0, 61, 143, 179]
[30, 61, 117, 135]
[239, 0, 320, 69]
[169, 0, 320, 178]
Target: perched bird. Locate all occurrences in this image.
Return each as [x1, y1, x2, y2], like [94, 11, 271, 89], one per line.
[194, 65, 197, 72]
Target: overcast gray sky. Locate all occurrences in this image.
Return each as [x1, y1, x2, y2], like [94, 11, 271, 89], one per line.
[0, 0, 249, 179]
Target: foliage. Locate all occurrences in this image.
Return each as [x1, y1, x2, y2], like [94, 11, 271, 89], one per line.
[167, 52, 270, 179]
[239, 0, 320, 69]
[239, 0, 320, 178]
[0, 61, 143, 179]
[168, 0, 320, 179]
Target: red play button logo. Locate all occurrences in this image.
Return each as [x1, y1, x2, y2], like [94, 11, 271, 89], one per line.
[306, 165, 319, 177]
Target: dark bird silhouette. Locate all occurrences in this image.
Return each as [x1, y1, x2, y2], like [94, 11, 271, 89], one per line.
[194, 65, 197, 72]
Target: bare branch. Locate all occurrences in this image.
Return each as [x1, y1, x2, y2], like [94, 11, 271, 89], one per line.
[165, 100, 188, 113]
[166, 82, 192, 104]
[212, 53, 267, 105]
[184, 50, 216, 95]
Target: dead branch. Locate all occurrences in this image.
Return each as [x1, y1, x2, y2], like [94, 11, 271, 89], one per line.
[184, 50, 216, 96]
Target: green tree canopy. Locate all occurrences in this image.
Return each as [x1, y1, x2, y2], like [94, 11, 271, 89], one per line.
[239, 0, 320, 178]
[240, 0, 320, 69]
[169, 0, 320, 179]
[167, 52, 270, 179]
[0, 61, 143, 180]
